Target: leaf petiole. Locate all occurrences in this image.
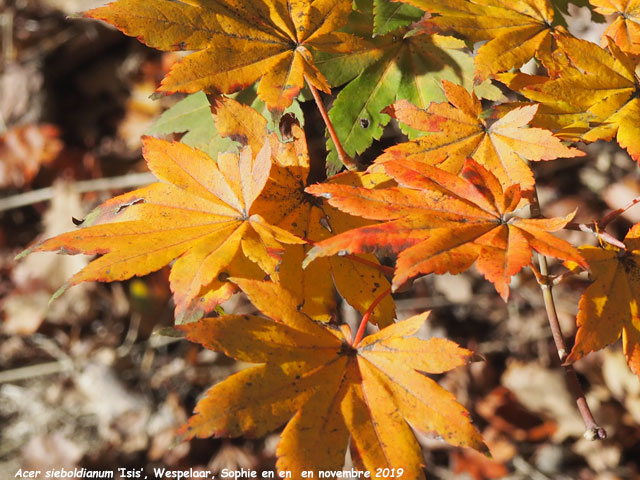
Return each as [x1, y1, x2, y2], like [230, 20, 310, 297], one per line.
[305, 77, 358, 171]
[598, 194, 640, 229]
[352, 287, 392, 347]
[344, 253, 396, 278]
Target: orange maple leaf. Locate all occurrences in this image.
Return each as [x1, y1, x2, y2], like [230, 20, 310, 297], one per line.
[378, 80, 584, 191]
[394, 0, 561, 80]
[590, 0, 640, 55]
[306, 158, 586, 300]
[86, 0, 367, 111]
[567, 223, 640, 378]
[19, 137, 303, 323]
[179, 279, 486, 479]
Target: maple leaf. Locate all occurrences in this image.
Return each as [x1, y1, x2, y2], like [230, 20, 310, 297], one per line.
[179, 279, 486, 479]
[305, 158, 586, 300]
[252, 118, 396, 325]
[86, 0, 367, 111]
[19, 137, 303, 324]
[322, 26, 498, 173]
[145, 92, 238, 159]
[499, 35, 640, 162]
[590, 0, 640, 55]
[566, 223, 640, 378]
[373, 0, 425, 36]
[394, 0, 563, 80]
[378, 80, 584, 190]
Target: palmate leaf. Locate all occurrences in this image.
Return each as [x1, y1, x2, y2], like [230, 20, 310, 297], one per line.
[180, 279, 486, 479]
[373, 0, 424, 35]
[394, 0, 564, 80]
[500, 35, 640, 163]
[306, 158, 587, 300]
[145, 92, 237, 159]
[86, 0, 369, 111]
[378, 80, 584, 190]
[324, 29, 485, 173]
[19, 137, 303, 324]
[590, 0, 640, 55]
[567, 223, 640, 379]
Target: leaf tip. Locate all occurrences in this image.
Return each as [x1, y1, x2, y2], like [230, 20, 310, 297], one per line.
[49, 283, 71, 304]
[14, 246, 34, 261]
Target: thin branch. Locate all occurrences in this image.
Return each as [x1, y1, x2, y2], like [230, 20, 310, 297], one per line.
[352, 287, 391, 347]
[563, 194, 640, 250]
[0, 360, 73, 383]
[304, 77, 358, 171]
[530, 191, 606, 441]
[598, 193, 640, 229]
[0, 172, 155, 213]
[565, 222, 626, 250]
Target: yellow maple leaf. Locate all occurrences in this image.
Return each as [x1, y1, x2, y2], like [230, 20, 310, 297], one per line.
[567, 223, 640, 379]
[393, 0, 560, 80]
[500, 35, 640, 163]
[179, 279, 487, 478]
[19, 137, 303, 323]
[86, 0, 368, 111]
[378, 80, 584, 190]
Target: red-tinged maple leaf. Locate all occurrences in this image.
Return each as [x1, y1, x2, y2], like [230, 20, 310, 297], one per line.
[252, 118, 396, 326]
[18, 137, 303, 324]
[590, 0, 640, 55]
[393, 0, 563, 80]
[305, 158, 586, 300]
[566, 223, 640, 378]
[179, 279, 487, 479]
[85, 0, 368, 111]
[499, 35, 640, 163]
[377, 80, 584, 191]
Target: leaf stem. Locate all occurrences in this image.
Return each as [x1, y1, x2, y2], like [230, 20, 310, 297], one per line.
[530, 192, 606, 441]
[563, 194, 640, 250]
[598, 194, 640, 229]
[565, 222, 626, 250]
[345, 254, 396, 278]
[304, 77, 358, 171]
[352, 287, 391, 347]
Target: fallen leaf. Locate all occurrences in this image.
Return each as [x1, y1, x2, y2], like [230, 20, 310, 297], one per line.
[0, 124, 63, 188]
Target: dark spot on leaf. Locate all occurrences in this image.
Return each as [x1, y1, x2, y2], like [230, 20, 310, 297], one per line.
[218, 272, 230, 282]
[359, 118, 370, 128]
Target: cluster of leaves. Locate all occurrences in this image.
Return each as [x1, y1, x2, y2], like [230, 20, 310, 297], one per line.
[18, 0, 640, 476]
